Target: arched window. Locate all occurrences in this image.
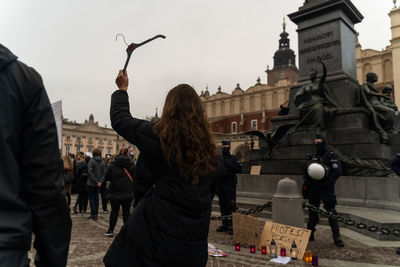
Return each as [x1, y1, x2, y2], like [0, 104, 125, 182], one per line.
[383, 60, 393, 82]
[362, 63, 372, 82]
[231, 122, 237, 134]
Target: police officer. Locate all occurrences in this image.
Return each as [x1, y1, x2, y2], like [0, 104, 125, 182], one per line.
[303, 133, 344, 247]
[390, 153, 400, 255]
[216, 141, 242, 235]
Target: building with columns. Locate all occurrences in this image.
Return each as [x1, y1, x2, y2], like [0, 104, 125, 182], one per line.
[61, 114, 138, 160]
[201, 20, 298, 160]
[356, 4, 400, 100]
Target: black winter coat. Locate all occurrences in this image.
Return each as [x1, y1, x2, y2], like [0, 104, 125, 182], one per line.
[0, 44, 71, 266]
[75, 160, 89, 193]
[105, 155, 135, 201]
[104, 90, 223, 267]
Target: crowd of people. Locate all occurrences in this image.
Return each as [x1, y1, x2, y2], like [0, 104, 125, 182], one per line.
[2, 39, 400, 267]
[62, 148, 136, 237]
[0, 43, 242, 267]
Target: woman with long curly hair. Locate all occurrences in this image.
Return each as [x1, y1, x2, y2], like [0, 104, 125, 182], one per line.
[104, 71, 223, 267]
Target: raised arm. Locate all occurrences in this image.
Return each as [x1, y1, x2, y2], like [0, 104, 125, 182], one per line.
[110, 71, 161, 154]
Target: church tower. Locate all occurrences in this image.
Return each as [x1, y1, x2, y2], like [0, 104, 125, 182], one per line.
[266, 18, 299, 86]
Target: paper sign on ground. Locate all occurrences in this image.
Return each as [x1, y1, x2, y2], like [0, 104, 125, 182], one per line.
[208, 243, 227, 257]
[258, 221, 311, 260]
[270, 256, 291, 265]
[250, 165, 261, 175]
[232, 213, 259, 247]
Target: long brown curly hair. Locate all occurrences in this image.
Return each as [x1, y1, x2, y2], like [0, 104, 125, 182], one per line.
[153, 84, 218, 185]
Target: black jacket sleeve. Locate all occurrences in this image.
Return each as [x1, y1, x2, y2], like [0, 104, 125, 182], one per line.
[21, 80, 71, 266]
[110, 90, 160, 154]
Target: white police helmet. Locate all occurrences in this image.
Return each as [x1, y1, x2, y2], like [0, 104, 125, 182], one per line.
[307, 162, 326, 180]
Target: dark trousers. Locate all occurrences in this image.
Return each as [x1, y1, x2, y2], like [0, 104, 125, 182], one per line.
[74, 194, 80, 208]
[0, 250, 29, 267]
[100, 184, 108, 212]
[307, 184, 341, 237]
[78, 191, 88, 212]
[87, 186, 100, 216]
[216, 180, 235, 227]
[108, 199, 132, 232]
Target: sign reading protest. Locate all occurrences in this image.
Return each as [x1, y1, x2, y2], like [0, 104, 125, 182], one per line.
[258, 221, 311, 260]
[250, 165, 261, 175]
[232, 213, 259, 247]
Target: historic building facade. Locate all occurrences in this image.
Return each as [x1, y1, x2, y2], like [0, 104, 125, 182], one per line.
[201, 20, 299, 160]
[356, 5, 400, 101]
[203, 6, 400, 160]
[61, 114, 138, 160]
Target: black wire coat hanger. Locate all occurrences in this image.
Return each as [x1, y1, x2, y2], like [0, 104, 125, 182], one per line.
[116, 34, 166, 72]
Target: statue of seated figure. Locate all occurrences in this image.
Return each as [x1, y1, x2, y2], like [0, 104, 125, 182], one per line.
[293, 61, 338, 132]
[380, 85, 400, 134]
[360, 73, 395, 143]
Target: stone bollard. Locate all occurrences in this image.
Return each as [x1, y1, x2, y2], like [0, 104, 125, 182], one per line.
[272, 177, 305, 228]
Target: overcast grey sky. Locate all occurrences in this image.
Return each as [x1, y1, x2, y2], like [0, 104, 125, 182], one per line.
[0, 0, 395, 127]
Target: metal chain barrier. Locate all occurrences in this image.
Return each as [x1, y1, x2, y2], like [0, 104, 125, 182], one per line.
[211, 201, 400, 238]
[305, 204, 400, 237]
[210, 201, 272, 221]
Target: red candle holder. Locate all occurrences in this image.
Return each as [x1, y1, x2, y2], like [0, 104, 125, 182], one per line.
[261, 245, 267, 255]
[280, 247, 286, 257]
[250, 245, 256, 253]
[312, 255, 319, 266]
[234, 241, 240, 251]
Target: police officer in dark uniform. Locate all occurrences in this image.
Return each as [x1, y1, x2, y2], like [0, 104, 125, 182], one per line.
[303, 134, 344, 247]
[216, 141, 242, 235]
[390, 153, 400, 255]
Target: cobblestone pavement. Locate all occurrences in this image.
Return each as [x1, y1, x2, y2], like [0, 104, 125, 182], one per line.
[28, 208, 400, 266]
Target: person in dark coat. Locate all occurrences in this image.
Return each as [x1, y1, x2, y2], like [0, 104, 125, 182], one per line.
[303, 133, 344, 247]
[72, 152, 84, 214]
[216, 140, 242, 235]
[391, 153, 400, 176]
[103, 71, 223, 267]
[390, 153, 400, 255]
[75, 155, 90, 215]
[104, 148, 135, 237]
[0, 43, 71, 266]
[87, 148, 106, 220]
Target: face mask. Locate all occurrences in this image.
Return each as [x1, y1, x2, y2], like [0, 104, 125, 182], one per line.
[222, 147, 230, 155]
[315, 141, 327, 157]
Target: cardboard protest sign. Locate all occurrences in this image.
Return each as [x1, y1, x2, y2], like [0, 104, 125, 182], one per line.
[258, 221, 311, 260]
[232, 213, 259, 247]
[250, 165, 261, 175]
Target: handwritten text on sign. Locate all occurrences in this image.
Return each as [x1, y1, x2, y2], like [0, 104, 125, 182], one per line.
[259, 221, 311, 260]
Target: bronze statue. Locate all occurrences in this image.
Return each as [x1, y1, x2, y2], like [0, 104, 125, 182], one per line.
[360, 73, 394, 143]
[380, 85, 400, 134]
[293, 61, 338, 132]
